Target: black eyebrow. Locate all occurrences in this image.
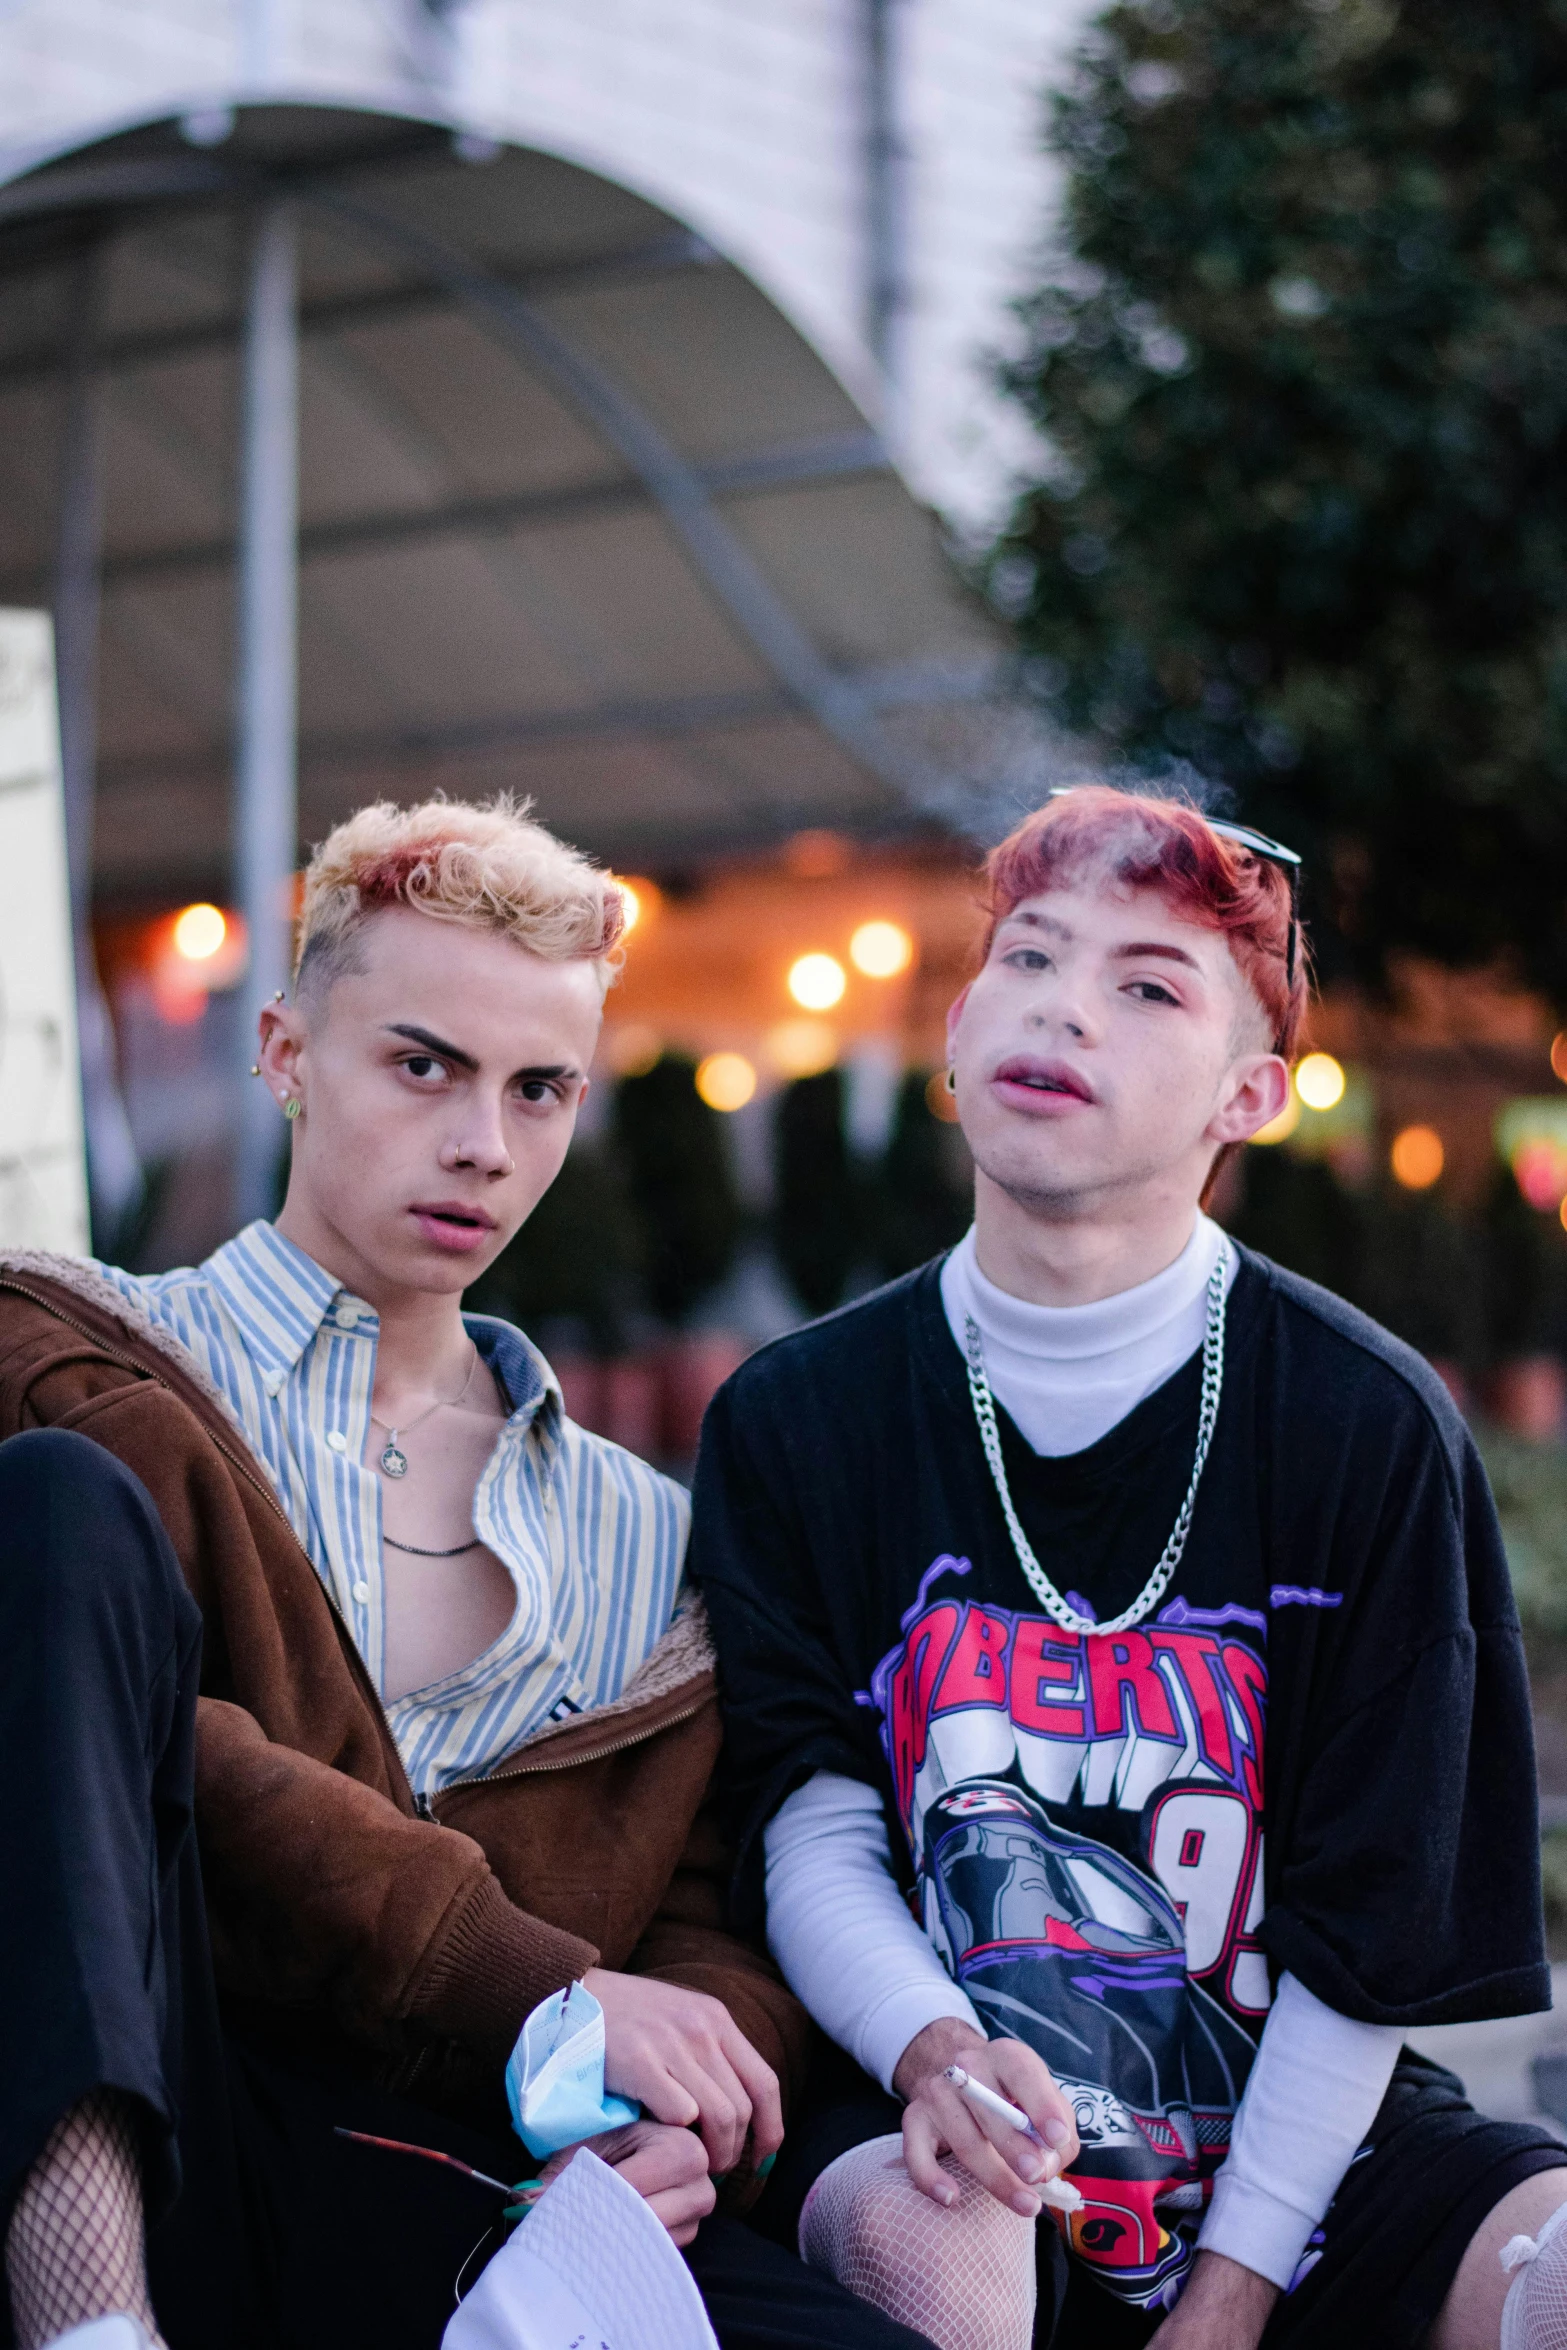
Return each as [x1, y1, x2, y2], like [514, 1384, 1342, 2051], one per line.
[386, 1025, 581, 1086]
[385, 1022, 479, 1072]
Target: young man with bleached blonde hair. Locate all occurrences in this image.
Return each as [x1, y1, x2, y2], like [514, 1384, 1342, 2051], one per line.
[0, 798, 928, 2350]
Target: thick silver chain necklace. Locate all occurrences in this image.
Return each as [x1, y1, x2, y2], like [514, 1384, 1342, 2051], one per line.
[962, 1244, 1231, 1638]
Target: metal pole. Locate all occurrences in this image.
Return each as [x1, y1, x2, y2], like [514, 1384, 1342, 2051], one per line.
[234, 199, 299, 1230]
[54, 236, 143, 1249]
[863, 0, 907, 441]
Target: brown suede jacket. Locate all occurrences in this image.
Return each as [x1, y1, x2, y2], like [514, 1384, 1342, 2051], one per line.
[0, 1252, 808, 2129]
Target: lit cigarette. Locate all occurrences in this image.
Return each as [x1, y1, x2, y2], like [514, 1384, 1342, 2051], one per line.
[942, 2065, 1084, 2213]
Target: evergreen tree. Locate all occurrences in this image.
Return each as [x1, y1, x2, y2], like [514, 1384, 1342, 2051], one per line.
[873, 1071, 974, 1278]
[613, 1057, 740, 1323]
[773, 1069, 861, 1315]
[992, 0, 1567, 993]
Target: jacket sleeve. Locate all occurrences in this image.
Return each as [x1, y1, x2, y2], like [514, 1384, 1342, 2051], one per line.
[16, 1343, 599, 2068]
[195, 1697, 599, 2063]
[624, 1786, 816, 2119]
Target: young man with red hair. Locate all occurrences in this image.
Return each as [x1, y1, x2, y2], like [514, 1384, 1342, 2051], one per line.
[693, 786, 1567, 2349]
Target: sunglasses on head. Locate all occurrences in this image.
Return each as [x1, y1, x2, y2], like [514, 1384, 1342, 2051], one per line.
[1044, 790, 1304, 990]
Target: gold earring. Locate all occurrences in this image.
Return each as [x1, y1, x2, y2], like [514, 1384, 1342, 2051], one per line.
[273, 991, 284, 1003]
[284, 1097, 302, 1121]
[945, 1066, 957, 1094]
[249, 1064, 261, 1077]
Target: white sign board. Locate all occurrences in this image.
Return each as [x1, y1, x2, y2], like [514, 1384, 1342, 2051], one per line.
[0, 610, 89, 1254]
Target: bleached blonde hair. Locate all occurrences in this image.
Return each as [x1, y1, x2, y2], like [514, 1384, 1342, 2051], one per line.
[294, 795, 626, 1001]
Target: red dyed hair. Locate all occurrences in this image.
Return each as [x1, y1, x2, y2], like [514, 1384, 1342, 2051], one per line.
[982, 785, 1308, 1058]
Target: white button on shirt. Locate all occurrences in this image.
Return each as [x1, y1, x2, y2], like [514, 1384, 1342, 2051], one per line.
[91, 1221, 689, 1796]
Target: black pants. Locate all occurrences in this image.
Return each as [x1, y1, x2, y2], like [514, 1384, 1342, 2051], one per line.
[0, 1430, 931, 2350]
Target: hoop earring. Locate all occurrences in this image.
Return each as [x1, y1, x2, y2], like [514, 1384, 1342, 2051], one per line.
[283, 1097, 302, 1122]
[945, 1067, 957, 1094]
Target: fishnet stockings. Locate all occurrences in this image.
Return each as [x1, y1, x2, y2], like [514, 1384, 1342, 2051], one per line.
[799, 2132, 1036, 2350]
[5, 2093, 164, 2350]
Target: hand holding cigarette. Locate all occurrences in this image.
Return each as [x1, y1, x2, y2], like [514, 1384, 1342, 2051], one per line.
[942, 2066, 1083, 2213]
[892, 2020, 1081, 2217]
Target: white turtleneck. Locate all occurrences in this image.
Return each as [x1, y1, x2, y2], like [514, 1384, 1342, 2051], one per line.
[938, 1211, 1233, 1457]
[763, 1217, 1401, 2290]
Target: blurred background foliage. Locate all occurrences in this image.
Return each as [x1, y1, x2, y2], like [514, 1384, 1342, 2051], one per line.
[613, 1056, 744, 1324]
[470, 1055, 973, 1350]
[988, 0, 1567, 998]
[1228, 1146, 1567, 1365]
[775, 1069, 862, 1316]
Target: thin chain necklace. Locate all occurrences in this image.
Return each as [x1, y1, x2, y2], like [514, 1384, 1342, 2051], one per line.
[370, 1344, 481, 1479]
[961, 1243, 1231, 1638]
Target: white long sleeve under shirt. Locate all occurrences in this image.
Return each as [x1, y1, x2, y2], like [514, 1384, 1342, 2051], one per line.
[765, 1217, 1402, 2292]
[766, 1773, 1400, 2291]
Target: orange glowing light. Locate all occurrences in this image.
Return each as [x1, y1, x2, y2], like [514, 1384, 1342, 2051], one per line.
[767, 1020, 838, 1078]
[172, 903, 227, 961]
[1390, 1125, 1444, 1190]
[787, 952, 847, 1012]
[849, 920, 914, 980]
[614, 877, 660, 936]
[1552, 1031, 1567, 1086]
[1295, 1052, 1345, 1112]
[695, 1052, 758, 1112]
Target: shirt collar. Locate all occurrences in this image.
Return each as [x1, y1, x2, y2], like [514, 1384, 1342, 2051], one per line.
[199, 1220, 357, 1382]
[202, 1219, 564, 1429]
[464, 1312, 556, 1429]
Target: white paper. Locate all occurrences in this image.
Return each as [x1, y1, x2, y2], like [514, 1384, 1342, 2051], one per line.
[442, 2148, 717, 2350]
[0, 611, 88, 1253]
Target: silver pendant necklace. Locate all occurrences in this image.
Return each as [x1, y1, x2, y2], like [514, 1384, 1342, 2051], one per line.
[961, 1243, 1231, 1638]
[371, 1344, 480, 1479]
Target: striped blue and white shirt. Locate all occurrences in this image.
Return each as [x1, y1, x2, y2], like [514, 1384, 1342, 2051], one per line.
[93, 1221, 689, 1795]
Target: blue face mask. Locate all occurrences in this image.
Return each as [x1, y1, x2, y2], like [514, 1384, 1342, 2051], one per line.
[505, 1980, 639, 2158]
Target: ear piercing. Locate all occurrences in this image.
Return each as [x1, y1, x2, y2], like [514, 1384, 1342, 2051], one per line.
[945, 1067, 958, 1094]
[249, 1064, 261, 1077]
[283, 1098, 302, 1122]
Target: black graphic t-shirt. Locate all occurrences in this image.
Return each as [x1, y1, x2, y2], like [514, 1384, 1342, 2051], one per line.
[690, 1249, 1548, 2312]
